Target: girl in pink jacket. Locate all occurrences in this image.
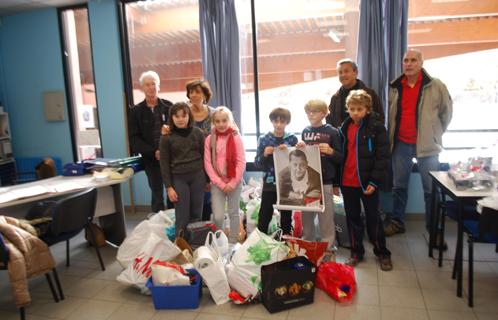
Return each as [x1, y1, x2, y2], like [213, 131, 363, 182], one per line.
[204, 107, 246, 243]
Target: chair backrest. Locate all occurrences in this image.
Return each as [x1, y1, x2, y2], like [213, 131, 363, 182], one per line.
[49, 188, 97, 236]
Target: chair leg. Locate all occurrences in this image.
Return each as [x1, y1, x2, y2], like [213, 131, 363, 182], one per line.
[66, 239, 70, 267]
[86, 225, 105, 271]
[495, 243, 498, 253]
[438, 207, 446, 267]
[45, 273, 59, 303]
[452, 245, 458, 280]
[52, 268, 64, 300]
[468, 237, 474, 307]
[20, 306, 25, 320]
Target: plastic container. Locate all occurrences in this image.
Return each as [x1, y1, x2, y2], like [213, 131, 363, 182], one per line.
[146, 269, 202, 310]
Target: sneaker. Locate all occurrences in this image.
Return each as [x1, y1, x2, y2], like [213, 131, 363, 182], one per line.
[379, 256, 393, 271]
[345, 256, 363, 267]
[384, 219, 406, 237]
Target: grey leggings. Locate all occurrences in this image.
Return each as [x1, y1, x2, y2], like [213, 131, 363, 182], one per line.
[172, 170, 206, 235]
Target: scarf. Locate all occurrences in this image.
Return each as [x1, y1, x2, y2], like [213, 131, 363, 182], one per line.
[210, 127, 237, 179]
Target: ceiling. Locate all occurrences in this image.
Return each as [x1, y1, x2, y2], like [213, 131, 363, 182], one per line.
[0, 0, 85, 17]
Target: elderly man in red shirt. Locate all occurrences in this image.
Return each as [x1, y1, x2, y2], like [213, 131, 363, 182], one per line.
[384, 49, 453, 238]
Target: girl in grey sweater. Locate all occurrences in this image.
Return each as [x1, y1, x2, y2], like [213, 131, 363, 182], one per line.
[160, 102, 207, 235]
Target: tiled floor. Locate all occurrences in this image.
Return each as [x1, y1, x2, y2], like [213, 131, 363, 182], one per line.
[1, 213, 497, 320]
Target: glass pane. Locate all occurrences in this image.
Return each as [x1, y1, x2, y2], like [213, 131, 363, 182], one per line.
[237, 0, 359, 150]
[408, 0, 498, 147]
[125, 0, 201, 105]
[61, 8, 102, 161]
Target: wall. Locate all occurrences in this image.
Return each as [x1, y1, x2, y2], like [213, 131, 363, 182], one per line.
[0, 9, 73, 164]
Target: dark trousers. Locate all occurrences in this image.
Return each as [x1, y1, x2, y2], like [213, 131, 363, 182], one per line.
[341, 186, 391, 258]
[144, 160, 165, 213]
[258, 189, 292, 235]
[173, 170, 206, 235]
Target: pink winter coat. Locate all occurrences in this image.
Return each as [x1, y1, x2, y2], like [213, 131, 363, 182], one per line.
[204, 131, 246, 190]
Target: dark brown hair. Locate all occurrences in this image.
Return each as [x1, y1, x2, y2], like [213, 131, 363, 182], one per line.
[269, 107, 291, 124]
[168, 102, 194, 128]
[186, 79, 212, 103]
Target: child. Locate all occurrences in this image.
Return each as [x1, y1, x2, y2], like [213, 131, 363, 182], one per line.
[297, 100, 343, 257]
[160, 102, 207, 235]
[255, 108, 298, 235]
[204, 107, 246, 243]
[339, 89, 392, 271]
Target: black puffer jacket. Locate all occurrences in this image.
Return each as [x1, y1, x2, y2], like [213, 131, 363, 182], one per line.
[339, 113, 390, 191]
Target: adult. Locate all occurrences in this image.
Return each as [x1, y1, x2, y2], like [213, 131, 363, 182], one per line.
[128, 71, 172, 213]
[384, 49, 452, 236]
[326, 58, 384, 128]
[278, 149, 321, 206]
[186, 79, 215, 136]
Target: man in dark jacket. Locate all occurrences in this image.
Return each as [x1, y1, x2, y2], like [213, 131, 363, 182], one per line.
[326, 59, 384, 128]
[128, 71, 172, 213]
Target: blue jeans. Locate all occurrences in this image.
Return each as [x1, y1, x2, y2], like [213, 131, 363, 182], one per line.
[391, 140, 439, 230]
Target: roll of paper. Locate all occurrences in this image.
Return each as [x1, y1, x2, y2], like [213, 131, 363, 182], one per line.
[194, 246, 215, 270]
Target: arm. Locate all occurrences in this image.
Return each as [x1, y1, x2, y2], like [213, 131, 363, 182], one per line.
[159, 135, 173, 188]
[128, 107, 155, 157]
[228, 134, 247, 189]
[371, 89, 385, 125]
[438, 81, 453, 132]
[254, 135, 272, 170]
[197, 130, 210, 184]
[329, 129, 344, 187]
[369, 125, 390, 188]
[204, 135, 226, 189]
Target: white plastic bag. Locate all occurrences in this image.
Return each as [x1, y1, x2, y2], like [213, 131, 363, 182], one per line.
[117, 210, 174, 268]
[226, 228, 289, 298]
[214, 230, 229, 259]
[193, 232, 230, 305]
[116, 233, 181, 293]
[151, 262, 190, 286]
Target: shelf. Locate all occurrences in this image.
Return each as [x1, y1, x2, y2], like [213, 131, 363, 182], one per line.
[0, 158, 14, 166]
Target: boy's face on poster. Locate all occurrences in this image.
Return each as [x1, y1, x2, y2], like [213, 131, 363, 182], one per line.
[290, 154, 308, 181]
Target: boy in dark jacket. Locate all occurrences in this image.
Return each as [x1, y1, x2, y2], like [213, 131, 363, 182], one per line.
[255, 108, 298, 235]
[339, 90, 392, 271]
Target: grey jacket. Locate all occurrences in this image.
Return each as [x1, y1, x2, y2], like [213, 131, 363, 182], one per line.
[388, 69, 453, 157]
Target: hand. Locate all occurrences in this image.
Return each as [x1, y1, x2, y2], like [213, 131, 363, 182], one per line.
[333, 187, 340, 196]
[278, 144, 287, 150]
[296, 141, 306, 148]
[161, 125, 171, 135]
[204, 183, 211, 192]
[364, 185, 376, 195]
[264, 146, 274, 157]
[167, 187, 178, 202]
[155, 150, 160, 160]
[319, 143, 333, 155]
[223, 185, 235, 193]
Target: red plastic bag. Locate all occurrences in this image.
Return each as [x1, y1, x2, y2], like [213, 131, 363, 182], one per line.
[316, 262, 356, 302]
[292, 211, 302, 238]
[283, 236, 328, 266]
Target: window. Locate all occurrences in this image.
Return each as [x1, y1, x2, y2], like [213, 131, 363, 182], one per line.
[123, 0, 202, 105]
[407, 0, 498, 161]
[59, 6, 102, 161]
[120, 0, 359, 162]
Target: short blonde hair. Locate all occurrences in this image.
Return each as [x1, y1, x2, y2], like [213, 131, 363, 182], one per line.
[212, 106, 239, 131]
[346, 90, 372, 112]
[304, 99, 328, 114]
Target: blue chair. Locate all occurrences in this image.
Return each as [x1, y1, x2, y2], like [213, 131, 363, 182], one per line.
[0, 233, 63, 319]
[39, 188, 105, 271]
[463, 206, 498, 307]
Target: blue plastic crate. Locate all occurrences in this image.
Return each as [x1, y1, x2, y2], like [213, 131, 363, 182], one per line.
[146, 269, 202, 310]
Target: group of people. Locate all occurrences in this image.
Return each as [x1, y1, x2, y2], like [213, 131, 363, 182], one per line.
[128, 48, 453, 272]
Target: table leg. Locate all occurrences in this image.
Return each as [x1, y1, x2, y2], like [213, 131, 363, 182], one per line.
[428, 178, 438, 257]
[456, 199, 464, 297]
[98, 184, 127, 246]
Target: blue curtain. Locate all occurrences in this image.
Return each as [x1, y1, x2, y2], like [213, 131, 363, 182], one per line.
[199, 0, 241, 127]
[357, 0, 408, 116]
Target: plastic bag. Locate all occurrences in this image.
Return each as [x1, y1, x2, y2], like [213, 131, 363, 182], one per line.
[193, 231, 230, 305]
[116, 233, 181, 293]
[117, 210, 175, 268]
[283, 236, 328, 266]
[245, 198, 261, 234]
[151, 261, 190, 286]
[316, 262, 356, 302]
